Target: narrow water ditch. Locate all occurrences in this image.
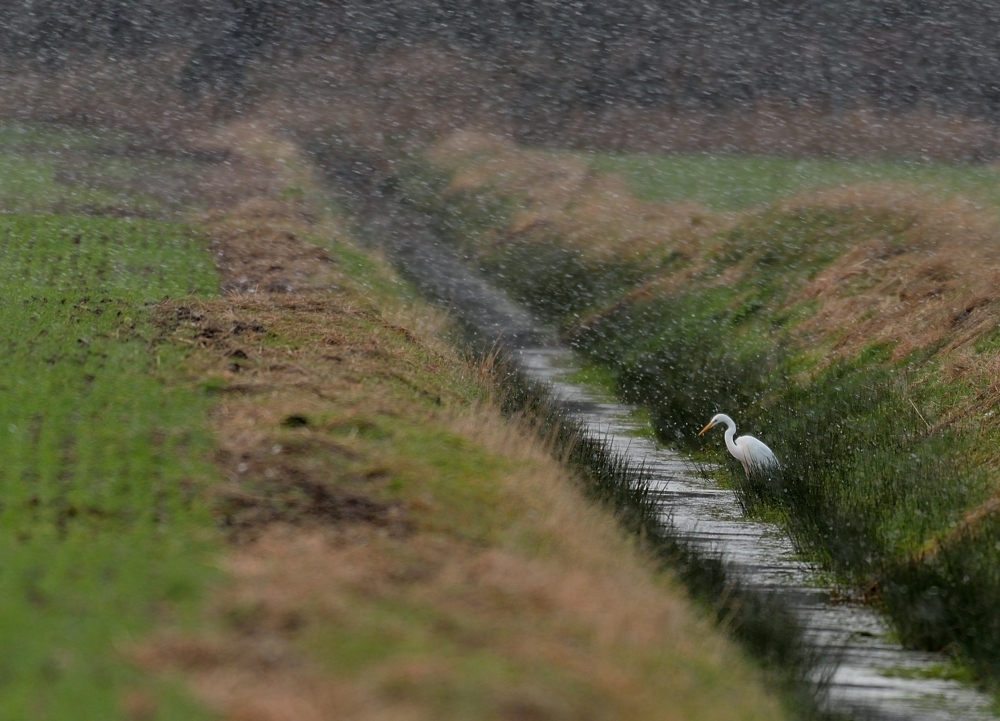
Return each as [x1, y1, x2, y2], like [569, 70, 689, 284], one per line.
[317, 150, 998, 721]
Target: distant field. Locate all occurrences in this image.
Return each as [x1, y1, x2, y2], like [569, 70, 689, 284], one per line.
[0, 125, 220, 719]
[0, 122, 208, 218]
[589, 152, 1000, 211]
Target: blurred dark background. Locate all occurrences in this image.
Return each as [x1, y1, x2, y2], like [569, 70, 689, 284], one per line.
[4, 1, 1000, 158]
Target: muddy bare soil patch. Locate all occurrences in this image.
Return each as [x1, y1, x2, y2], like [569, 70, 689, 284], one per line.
[155, 292, 416, 539]
[207, 198, 336, 294]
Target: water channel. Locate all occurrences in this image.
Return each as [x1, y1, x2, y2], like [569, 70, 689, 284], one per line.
[326, 160, 999, 721]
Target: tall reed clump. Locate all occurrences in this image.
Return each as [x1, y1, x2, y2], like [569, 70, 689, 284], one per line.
[761, 363, 982, 576]
[484, 354, 831, 717]
[881, 517, 1000, 680]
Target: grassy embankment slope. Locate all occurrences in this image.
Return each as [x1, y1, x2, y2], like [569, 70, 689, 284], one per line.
[0, 121, 791, 720]
[407, 131, 1000, 683]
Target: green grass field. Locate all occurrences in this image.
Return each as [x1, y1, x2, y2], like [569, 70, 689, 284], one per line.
[589, 152, 1000, 210]
[0, 126, 221, 719]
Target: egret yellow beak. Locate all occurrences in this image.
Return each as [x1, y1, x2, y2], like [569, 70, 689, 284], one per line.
[698, 421, 714, 436]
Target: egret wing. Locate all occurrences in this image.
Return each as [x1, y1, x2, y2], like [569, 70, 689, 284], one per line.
[740, 435, 778, 475]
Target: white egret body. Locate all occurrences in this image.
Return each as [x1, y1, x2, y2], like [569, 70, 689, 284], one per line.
[698, 413, 778, 477]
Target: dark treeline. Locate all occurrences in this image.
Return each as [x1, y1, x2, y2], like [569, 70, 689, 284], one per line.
[5, 1, 1000, 121]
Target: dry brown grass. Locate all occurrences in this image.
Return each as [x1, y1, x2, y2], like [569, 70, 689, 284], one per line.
[206, 199, 339, 294]
[775, 185, 1000, 361]
[140, 454, 780, 719]
[429, 131, 722, 264]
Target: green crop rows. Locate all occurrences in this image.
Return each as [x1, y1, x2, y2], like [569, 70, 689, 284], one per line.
[0, 212, 219, 719]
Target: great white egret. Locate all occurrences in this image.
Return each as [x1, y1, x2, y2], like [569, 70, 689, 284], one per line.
[698, 413, 778, 477]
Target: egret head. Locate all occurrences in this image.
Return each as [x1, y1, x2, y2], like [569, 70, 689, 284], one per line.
[698, 413, 724, 435]
[699, 413, 734, 435]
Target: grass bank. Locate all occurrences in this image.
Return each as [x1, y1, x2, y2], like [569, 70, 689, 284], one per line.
[402, 131, 1000, 685]
[0, 120, 797, 719]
